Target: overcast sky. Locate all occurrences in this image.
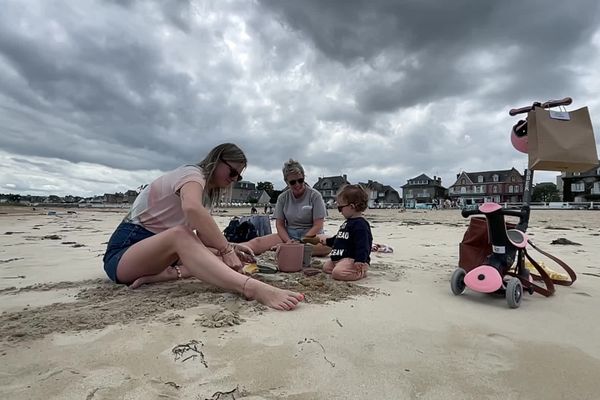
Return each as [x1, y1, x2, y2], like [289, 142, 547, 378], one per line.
[1, 0, 600, 196]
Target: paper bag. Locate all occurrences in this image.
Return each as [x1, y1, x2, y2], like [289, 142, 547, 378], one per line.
[527, 106, 598, 172]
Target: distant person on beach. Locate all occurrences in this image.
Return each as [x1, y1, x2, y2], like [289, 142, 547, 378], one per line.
[102, 143, 303, 310]
[316, 184, 372, 281]
[243, 159, 330, 256]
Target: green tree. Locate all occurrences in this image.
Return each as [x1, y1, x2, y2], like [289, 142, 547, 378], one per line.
[256, 181, 274, 196]
[532, 182, 560, 202]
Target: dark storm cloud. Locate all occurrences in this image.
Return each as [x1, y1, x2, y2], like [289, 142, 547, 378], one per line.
[260, 0, 600, 112]
[1, 0, 599, 195]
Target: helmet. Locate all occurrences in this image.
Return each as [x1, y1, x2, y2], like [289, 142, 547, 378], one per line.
[511, 119, 528, 153]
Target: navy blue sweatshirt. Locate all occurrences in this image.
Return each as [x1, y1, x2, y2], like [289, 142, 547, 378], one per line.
[325, 217, 373, 263]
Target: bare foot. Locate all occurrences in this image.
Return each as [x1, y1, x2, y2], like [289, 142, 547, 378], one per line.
[129, 265, 191, 289]
[244, 279, 304, 310]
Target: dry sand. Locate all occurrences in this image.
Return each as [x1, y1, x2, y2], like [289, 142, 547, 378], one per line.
[0, 206, 599, 399]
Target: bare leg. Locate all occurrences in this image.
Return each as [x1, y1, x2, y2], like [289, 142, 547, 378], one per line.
[311, 244, 331, 257]
[129, 265, 193, 289]
[117, 225, 303, 310]
[331, 258, 366, 281]
[323, 259, 335, 274]
[242, 233, 283, 255]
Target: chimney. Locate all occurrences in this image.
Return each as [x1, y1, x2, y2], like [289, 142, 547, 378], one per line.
[343, 174, 347, 182]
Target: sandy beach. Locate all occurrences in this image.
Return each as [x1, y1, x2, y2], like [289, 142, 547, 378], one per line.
[1, 206, 599, 400]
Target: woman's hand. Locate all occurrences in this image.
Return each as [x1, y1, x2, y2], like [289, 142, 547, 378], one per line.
[222, 251, 244, 271]
[232, 243, 256, 263]
[301, 235, 321, 245]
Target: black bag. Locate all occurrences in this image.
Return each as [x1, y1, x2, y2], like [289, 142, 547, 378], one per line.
[223, 218, 258, 243]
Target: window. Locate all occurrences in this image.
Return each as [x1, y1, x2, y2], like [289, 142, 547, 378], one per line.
[493, 185, 498, 193]
[461, 187, 466, 194]
[509, 185, 514, 193]
[511, 176, 516, 182]
[461, 179, 466, 185]
[478, 175, 483, 183]
[571, 182, 585, 192]
[493, 174, 499, 182]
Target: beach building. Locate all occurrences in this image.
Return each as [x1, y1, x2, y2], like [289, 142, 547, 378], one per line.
[401, 174, 446, 208]
[559, 162, 600, 202]
[358, 180, 401, 208]
[448, 168, 525, 206]
[313, 175, 350, 205]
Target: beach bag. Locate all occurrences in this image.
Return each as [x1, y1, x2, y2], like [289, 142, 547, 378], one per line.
[223, 218, 258, 243]
[527, 106, 598, 172]
[458, 217, 515, 272]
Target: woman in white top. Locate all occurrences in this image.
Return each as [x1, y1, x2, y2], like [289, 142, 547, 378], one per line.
[103, 143, 303, 311]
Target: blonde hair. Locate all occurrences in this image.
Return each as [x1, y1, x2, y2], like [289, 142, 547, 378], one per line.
[197, 143, 247, 206]
[337, 184, 369, 212]
[282, 159, 305, 182]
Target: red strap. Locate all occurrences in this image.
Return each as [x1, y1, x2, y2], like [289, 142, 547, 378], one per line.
[527, 240, 577, 286]
[510, 240, 577, 297]
[522, 250, 555, 297]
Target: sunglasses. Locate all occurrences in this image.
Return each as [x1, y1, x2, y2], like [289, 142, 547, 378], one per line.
[221, 159, 243, 182]
[288, 177, 305, 186]
[337, 204, 350, 212]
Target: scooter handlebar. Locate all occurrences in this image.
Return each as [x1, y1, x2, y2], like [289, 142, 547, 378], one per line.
[542, 97, 572, 109]
[509, 97, 573, 116]
[461, 208, 481, 218]
[501, 209, 526, 218]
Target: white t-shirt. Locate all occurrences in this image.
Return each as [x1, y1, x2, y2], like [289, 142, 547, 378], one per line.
[125, 165, 205, 233]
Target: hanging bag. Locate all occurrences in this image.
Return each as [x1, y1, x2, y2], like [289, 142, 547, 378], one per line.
[527, 106, 598, 172]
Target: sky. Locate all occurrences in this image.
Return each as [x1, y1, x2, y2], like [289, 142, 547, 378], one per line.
[1, 0, 600, 197]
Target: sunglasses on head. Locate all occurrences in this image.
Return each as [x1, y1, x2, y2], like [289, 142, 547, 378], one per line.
[221, 159, 242, 182]
[288, 177, 304, 186]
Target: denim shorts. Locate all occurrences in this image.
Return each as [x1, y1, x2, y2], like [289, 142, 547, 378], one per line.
[103, 222, 155, 284]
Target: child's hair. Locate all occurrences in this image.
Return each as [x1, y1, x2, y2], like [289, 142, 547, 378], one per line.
[337, 184, 369, 212]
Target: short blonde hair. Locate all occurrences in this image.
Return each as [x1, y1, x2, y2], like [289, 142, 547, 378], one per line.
[337, 184, 369, 212]
[282, 159, 305, 182]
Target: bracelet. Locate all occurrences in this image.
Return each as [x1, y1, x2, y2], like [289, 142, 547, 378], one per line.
[242, 276, 252, 299]
[217, 243, 235, 256]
